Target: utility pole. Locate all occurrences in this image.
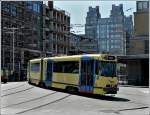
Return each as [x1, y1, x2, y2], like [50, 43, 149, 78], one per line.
[40, 2, 44, 57]
[12, 28, 15, 71]
[3, 27, 19, 72]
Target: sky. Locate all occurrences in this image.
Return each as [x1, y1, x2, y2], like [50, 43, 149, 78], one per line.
[45, 1, 136, 34]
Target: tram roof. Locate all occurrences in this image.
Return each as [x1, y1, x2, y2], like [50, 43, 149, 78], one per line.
[46, 54, 103, 61]
[30, 54, 117, 62]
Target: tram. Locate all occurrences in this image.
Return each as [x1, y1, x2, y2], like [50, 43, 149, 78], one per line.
[27, 54, 119, 94]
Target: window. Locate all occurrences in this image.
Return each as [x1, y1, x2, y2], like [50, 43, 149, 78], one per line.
[138, 2, 143, 10]
[31, 63, 40, 72]
[32, 2, 41, 13]
[33, 3, 37, 12]
[95, 60, 101, 75]
[54, 61, 79, 73]
[111, 45, 114, 48]
[101, 62, 116, 77]
[143, 2, 148, 9]
[95, 61, 116, 77]
[2, 3, 10, 12]
[37, 4, 41, 12]
[27, 1, 33, 10]
[11, 5, 17, 16]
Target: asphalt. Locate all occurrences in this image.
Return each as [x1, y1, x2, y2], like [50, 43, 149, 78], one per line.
[1, 82, 149, 115]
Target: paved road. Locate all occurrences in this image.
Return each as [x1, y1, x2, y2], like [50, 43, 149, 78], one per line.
[1, 82, 149, 115]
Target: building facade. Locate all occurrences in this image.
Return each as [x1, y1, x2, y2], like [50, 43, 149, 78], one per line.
[1, 1, 43, 80]
[118, 1, 149, 86]
[69, 33, 98, 54]
[43, 1, 70, 56]
[128, 1, 149, 55]
[96, 4, 133, 55]
[68, 33, 80, 54]
[79, 35, 98, 53]
[85, 6, 100, 52]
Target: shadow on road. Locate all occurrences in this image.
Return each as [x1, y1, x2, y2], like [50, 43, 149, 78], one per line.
[45, 87, 129, 102]
[29, 83, 130, 102]
[78, 93, 130, 102]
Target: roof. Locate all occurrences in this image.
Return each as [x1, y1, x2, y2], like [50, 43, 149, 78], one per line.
[30, 54, 117, 62]
[45, 54, 104, 61]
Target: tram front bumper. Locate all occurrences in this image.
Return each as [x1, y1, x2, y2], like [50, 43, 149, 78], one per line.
[103, 86, 119, 94]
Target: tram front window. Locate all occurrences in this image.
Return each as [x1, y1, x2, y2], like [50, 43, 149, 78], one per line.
[96, 61, 116, 77]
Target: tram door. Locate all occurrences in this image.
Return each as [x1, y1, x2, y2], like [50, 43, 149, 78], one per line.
[80, 58, 94, 93]
[45, 60, 53, 87]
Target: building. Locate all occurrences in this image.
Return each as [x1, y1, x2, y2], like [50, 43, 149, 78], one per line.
[128, 36, 148, 55]
[85, 6, 100, 52]
[1, 1, 70, 81]
[128, 1, 149, 55]
[97, 4, 133, 55]
[1, 1, 43, 81]
[43, 1, 70, 56]
[79, 35, 98, 53]
[69, 33, 98, 55]
[68, 33, 80, 55]
[124, 15, 134, 38]
[124, 15, 134, 54]
[118, 1, 149, 86]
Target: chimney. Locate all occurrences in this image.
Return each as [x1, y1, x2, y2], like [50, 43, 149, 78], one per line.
[48, 1, 53, 10]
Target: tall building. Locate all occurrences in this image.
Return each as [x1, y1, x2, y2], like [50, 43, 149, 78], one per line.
[43, 1, 70, 56]
[96, 4, 133, 55]
[128, 1, 149, 55]
[1, 1, 43, 80]
[85, 6, 100, 52]
[124, 15, 134, 38]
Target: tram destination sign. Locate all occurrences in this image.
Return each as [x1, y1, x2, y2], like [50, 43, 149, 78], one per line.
[104, 56, 115, 60]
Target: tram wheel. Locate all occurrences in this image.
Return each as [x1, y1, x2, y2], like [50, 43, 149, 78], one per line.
[66, 86, 78, 94]
[39, 82, 45, 88]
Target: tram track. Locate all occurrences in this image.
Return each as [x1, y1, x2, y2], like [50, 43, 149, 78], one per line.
[2, 91, 57, 108]
[16, 94, 71, 114]
[128, 100, 148, 107]
[1, 84, 26, 92]
[100, 106, 149, 114]
[1, 86, 34, 97]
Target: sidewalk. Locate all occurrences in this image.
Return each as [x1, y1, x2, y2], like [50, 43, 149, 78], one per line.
[119, 85, 149, 88]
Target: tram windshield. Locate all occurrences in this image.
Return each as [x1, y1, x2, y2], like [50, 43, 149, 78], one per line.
[96, 61, 116, 77]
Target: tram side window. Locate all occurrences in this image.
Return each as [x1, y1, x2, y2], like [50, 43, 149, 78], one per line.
[31, 63, 40, 72]
[54, 61, 79, 73]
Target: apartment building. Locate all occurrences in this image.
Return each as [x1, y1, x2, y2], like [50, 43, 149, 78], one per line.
[1, 1, 43, 80]
[43, 1, 70, 56]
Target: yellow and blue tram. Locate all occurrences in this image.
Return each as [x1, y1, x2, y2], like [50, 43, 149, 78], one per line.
[27, 54, 119, 94]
